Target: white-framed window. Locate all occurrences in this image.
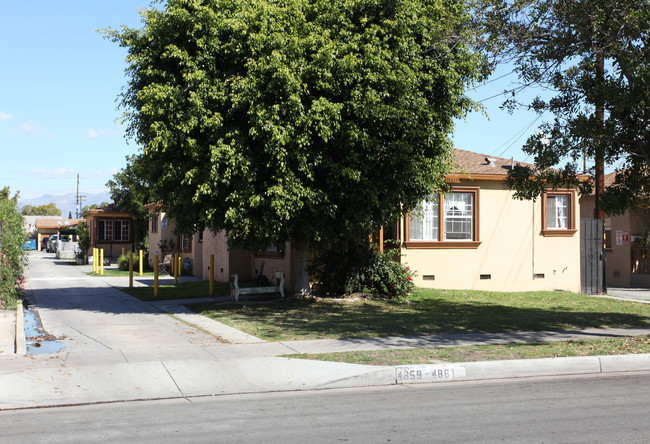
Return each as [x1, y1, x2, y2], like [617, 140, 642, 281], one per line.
[444, 192, 473, 240]
[545, 194, 568, 229]
[409, 196, 439, 241]
[405, 187, 480, 249]
[541, 190, 577, 237]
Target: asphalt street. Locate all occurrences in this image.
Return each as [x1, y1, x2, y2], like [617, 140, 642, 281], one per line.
[1, 373, 649, 443]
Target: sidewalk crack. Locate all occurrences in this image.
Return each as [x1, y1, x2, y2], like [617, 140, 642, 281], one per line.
[162, 362, 186, 397]
[71, 328, 112, 350]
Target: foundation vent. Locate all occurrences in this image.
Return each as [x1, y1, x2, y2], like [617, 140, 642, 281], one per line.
[423, 275, 435, 281]
[533, 273, 545, 279]
[480, 274, 491, 280]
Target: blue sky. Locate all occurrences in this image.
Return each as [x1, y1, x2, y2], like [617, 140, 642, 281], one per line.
[2, 1, 545, 201]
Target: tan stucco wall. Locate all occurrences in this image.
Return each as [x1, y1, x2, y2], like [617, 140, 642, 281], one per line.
[402, 180, 581, 293]
[200, 230, 231, 282]
[146, 211, 177, 267]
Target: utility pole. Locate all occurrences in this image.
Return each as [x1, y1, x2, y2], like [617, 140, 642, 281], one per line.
[594, 54, 605, 220]
[75, 174, 86, 218]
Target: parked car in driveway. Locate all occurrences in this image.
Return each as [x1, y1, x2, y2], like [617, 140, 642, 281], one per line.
[46, 235, 58, 253]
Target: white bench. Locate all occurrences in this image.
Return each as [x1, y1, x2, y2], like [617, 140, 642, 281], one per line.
[230, 272, 285, 302]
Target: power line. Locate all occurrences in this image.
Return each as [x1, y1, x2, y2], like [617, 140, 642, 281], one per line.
[487, 113, 544, 159]
[496, 114, 543, 159]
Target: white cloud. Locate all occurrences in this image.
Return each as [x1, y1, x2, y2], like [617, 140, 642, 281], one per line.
[84, 129, 99, 139]
[20, 121, 51, 137]
[30, 168, 77, 179]
[83, 128, 120, 140]
[0, 112, 11, 122]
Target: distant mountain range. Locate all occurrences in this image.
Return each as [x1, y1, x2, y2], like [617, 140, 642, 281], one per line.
[19, 191, 113, 219]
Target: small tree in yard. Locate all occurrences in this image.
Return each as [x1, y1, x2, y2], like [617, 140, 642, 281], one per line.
[0, 187, 28, 309]
[104, 0, 488, 293]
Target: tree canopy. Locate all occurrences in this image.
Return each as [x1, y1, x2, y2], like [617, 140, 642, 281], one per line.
[21, 202, 62, 216]
[105, 0, 488, 288]
[479, 0, 650, 214]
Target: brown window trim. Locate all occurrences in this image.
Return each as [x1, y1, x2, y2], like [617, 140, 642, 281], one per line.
[254, 244, 285, 258]
[254, 251, 285, 259]
[404, 186, 481, 249]
[178, 234, 192, 253]
[541, 189, 577, 237]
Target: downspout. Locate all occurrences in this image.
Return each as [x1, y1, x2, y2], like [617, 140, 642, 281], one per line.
[532, 198, 536, 278]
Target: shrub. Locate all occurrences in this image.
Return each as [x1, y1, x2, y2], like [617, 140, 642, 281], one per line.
[310, 239, 416, 298]
[0, 192, 28, 308]
[344, 249, 416, 298]
[117, 253, 140, 271]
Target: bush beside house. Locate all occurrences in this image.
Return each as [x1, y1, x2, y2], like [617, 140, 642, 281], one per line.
[0, 189, 28, 308]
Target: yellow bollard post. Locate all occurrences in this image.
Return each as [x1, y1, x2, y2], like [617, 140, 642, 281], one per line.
[154, 255, 159, 299]
[129, 252, 134, 288]
[122, 247, 125, 258]
[92, 248, 95, 273]
[139, 250, 143, 277]
[174, 254, 179, 285]
[100, 249, 104, 276]
[209, 254, 214, 296]
[170, 253, 175, 276]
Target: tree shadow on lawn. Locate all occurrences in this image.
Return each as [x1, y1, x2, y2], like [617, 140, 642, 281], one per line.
[188, 296, 650, 340]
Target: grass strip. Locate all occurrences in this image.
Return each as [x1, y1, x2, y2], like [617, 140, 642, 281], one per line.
[283, 336, 650, 366]
[88, 269, 156, 277]
[188, 289, 650, 341]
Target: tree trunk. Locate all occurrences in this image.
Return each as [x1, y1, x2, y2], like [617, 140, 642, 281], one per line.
[293, 242, 310, 296]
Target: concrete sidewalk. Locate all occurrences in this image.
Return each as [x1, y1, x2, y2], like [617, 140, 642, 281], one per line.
[1, 251, 650, 410]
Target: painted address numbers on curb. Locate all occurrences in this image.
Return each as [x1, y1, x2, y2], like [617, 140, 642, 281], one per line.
[396, 365, 467, 383]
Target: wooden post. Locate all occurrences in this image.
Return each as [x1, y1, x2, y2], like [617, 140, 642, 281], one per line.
[209, 254, 214, 296]
[139, 250, 143, 277]
[122, 247, 125, 257]
[154, 255, 159, 299]
[100, 249, 104, 276]
[379, 226, 384, 252]
[129, 252, 134, 288]
[174, 253, 179, 285]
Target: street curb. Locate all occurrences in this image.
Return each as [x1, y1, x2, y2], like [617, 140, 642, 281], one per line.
[388, 354, 650, 385]
[15, 300, 26, 355]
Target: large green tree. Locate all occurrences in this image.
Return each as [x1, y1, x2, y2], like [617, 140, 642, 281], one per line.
[478, 0, 650, 214]
[105, 0, 488, 290]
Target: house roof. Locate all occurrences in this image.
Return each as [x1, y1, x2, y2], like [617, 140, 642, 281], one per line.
[448, 148, 535, 181]
[35, 218, 83, 229]
[82, 204, 129, 217]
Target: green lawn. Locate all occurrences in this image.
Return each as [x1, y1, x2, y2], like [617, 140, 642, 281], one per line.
[283, 335, 650, 365]
[187, 288, 650, 341]
[120, 280, 231, 302]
